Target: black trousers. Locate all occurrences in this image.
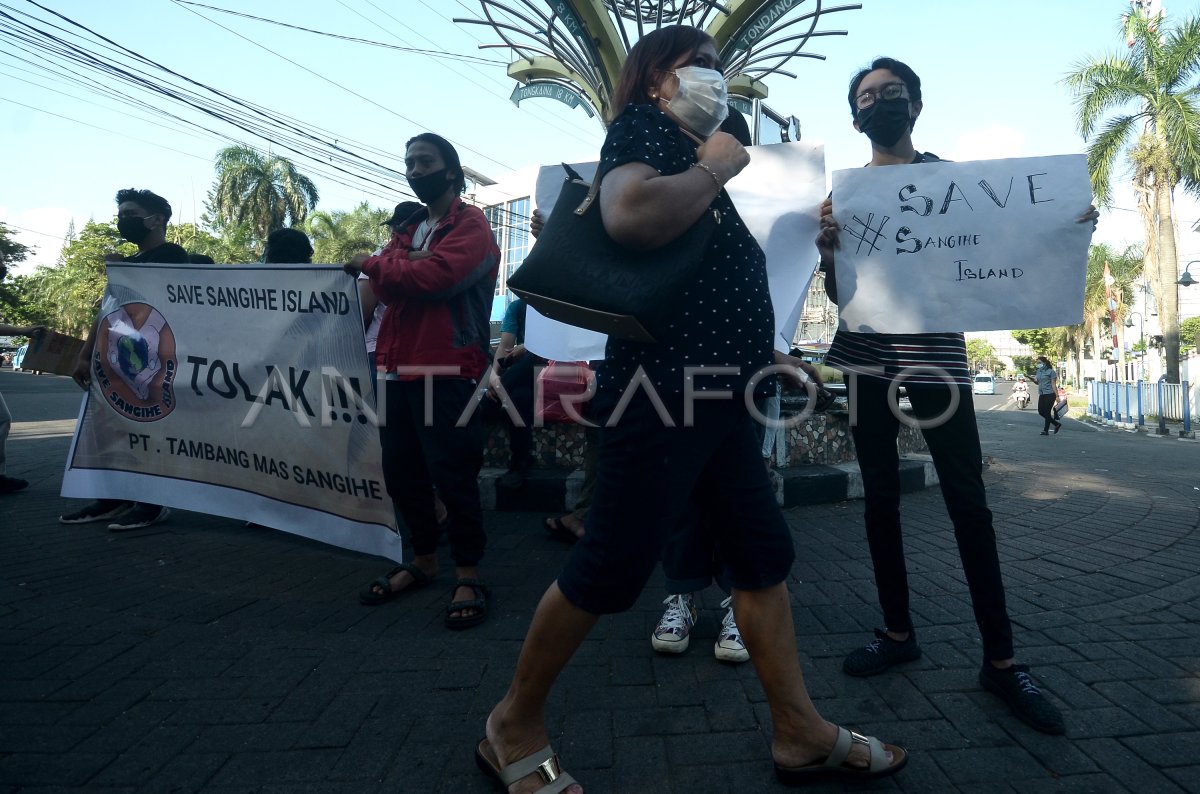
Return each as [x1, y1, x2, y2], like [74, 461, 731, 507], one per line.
[849, 377, 1014, 661]
[557, 390, 794, 615]
[482, 354, 537, 469]
[379, 379, 485, 565]
[1037, 393, 1057, 431]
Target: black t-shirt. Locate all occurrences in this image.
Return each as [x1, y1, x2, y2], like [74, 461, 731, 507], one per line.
[125, 242, 189, 264]
[595, 104, 774, 398]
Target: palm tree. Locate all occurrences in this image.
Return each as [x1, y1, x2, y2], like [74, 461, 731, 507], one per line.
[1081, 243, 1142, 378]
[1064, 7, 1200, 383]
[306, 202, 390, 264]
[209, 145, 320, 245]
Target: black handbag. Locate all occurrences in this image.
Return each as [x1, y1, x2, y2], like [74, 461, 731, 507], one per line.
[507, 163, 720, 343]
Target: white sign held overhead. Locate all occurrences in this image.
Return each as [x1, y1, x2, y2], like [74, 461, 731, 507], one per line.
[830, 154, 1094, 335]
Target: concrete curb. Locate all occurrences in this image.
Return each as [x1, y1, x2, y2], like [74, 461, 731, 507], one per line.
[480, 455, 939, 513]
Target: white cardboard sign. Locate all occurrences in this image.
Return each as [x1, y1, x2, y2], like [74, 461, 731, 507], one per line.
[830, 154, 1093, 334]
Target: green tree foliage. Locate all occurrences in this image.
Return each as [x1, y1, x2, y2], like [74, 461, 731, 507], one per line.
[1012, 243, 1144, 384]
[306, 201, 390, 264]
[1064, 6, 1200, 382]
[209, 146, 319, 246]
[965, 338, 997, 373]
[1012, 355, 1035, 377]
[0, 221, 31, 282]
[167, 222, 256, 263]
[0, 222, 34, 324]
[18, 222, 134, 337]
[1012, 329, 1057, 357]
[1181, 315, 1200, 351]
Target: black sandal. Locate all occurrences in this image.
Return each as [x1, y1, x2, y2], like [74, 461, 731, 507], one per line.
[445, 578, 490, 629]
[358, 563, 431, 606]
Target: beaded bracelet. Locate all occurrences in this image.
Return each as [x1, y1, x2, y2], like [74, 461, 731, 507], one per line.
[691, 162, 724, 190]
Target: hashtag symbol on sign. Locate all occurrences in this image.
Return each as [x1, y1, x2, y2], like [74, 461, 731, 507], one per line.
[844, 212, 890, 256]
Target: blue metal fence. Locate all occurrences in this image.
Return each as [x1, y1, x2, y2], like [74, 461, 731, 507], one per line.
[1087, 380, 1194, 428]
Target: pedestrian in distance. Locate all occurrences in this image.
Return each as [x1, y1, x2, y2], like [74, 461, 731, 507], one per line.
[1034, 356, 1063, 434]
[816, 56, 1099, 735]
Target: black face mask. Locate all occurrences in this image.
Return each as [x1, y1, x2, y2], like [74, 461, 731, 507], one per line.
[117, 216, 152, 244]
[407, 168, 453, 205]
[856, 98, 913, 147]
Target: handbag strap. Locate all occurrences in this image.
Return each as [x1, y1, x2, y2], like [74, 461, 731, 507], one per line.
[571, 126, 707, 217]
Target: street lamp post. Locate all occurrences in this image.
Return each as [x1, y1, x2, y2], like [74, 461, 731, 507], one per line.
[1180, 261, 1198, 288]
[1125, 310, 1145, 383]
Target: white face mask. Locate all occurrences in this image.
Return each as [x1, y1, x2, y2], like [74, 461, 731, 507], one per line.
[664, 66, 729, 137]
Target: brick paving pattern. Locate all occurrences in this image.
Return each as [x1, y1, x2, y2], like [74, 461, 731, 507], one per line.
[1, 370, 1197, 792]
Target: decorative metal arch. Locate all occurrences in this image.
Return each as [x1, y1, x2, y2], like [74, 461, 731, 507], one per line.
[455, 0, 861, 123]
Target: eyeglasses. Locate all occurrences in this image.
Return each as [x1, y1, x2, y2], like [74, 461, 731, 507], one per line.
[854, 81, 908, 110]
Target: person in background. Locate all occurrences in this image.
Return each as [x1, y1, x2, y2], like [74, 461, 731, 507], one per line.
[60, 188, 189, 531]
[263, 228, 313, 264]
[0, 322, 46, 494]
[521, 206, 596, 542]
[485, 295, 541, 490]
[817, 56, 1096, 735]
[651, 110, 832, 667]
[1034, 356, 1062, 435]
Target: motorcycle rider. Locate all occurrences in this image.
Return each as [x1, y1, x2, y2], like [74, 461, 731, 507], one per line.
[1011, 375, 1029, 408]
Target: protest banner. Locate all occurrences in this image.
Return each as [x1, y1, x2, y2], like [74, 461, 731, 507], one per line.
[61, 263, 401, 562]
[831, 154, 1093, 334]
[524, 141, 826, 360]
[20, 328, 85, 375]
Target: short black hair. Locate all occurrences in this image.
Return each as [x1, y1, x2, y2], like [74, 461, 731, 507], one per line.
[406, 132, 466, 195]
[847, 57, 922, 118]
[265, 228, 313, 263]
[187, 253, 215, 265]
[384, 200, 425, 229]
[115, 188, 172, 221]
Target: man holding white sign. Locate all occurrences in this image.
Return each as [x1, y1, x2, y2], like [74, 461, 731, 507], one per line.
[816, 57, 1098, 736]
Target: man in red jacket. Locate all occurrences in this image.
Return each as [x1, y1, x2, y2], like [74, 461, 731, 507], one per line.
[346, 133, 500, 629]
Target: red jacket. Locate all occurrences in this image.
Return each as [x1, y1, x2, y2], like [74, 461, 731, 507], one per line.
[363, 197, 500, 381]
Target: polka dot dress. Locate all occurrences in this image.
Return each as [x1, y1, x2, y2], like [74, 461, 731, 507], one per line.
[595, 104, 774, 399]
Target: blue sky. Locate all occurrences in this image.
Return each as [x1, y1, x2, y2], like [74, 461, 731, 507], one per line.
[4, 0, 1200, 277]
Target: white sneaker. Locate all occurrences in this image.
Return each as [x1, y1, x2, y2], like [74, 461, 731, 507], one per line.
[714, 596, 750, 663]
[652, 593, 697, 654]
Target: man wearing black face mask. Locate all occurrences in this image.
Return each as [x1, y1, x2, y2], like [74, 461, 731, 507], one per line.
[815, 58, 1098, 737]
[60, 188, 187, 531]
[110, 189, 189, 266]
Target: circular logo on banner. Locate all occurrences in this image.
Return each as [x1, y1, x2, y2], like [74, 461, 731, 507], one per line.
[94, 302, 178, 422]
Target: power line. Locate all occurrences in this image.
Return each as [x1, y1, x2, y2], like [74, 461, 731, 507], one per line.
[172, 0, 519, 174]
[0, 221, 63, 239]
[172, 0, 509, 66]
[344, 0, 603, 149]
[2, 2, 415, 200]
[0, 95, 214, 162]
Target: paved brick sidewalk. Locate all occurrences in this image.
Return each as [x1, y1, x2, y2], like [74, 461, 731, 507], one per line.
[1, 370, 1197, 792]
